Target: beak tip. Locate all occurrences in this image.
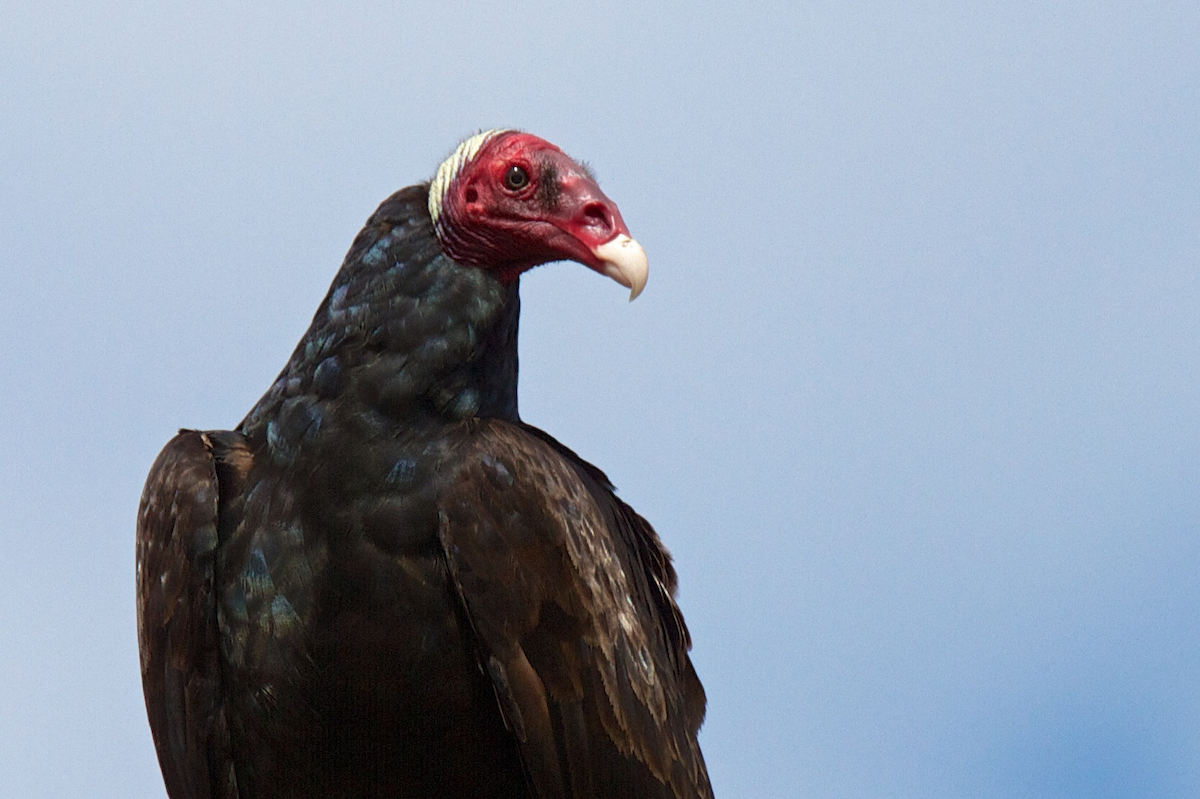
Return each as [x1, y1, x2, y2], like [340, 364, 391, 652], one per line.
[593, 234, 649, 302]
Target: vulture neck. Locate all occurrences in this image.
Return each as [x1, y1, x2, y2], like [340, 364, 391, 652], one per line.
[240, 186, 521, 442]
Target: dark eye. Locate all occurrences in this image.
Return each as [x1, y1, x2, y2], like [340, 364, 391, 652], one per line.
[504, 165, 530, 191]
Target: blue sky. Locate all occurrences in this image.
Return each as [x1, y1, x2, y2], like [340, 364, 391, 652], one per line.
[2, 3, 1199, 797]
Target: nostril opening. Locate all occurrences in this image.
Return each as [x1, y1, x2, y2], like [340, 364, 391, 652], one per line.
[582, 201, 612, 232]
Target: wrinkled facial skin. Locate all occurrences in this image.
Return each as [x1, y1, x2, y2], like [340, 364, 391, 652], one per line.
[440, 133, 633, 281]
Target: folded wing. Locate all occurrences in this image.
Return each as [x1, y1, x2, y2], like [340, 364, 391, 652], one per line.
[437, 420, 712, 799]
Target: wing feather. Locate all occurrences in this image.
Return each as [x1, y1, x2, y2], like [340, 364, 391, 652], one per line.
[136, 430, 247, 799]
[438, 420, 712, 799]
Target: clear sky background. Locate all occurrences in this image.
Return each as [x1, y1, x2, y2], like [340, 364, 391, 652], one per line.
[2, 3, 1198, 797]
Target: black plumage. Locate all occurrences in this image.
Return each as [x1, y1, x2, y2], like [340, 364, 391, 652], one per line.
[137, 147, 710, 798]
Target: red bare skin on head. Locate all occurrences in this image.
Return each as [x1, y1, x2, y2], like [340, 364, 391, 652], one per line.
[436, 132, 633, 282]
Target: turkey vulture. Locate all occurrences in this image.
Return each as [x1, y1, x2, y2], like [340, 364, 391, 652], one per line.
[136, 130, 711, 799]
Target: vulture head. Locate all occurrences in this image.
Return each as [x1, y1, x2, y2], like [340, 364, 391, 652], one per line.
[429, 130, 649, 299]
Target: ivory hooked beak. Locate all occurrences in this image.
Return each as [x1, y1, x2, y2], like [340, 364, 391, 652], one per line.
[592, 234, 649, 301]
